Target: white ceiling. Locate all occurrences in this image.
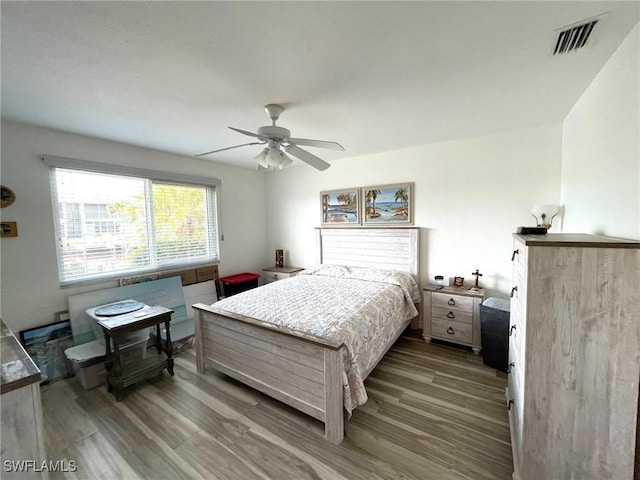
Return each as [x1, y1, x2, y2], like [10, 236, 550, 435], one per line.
[1, 1, 638, 170]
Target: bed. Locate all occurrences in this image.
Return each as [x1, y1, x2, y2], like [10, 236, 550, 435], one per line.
[192, 227, 420, 444]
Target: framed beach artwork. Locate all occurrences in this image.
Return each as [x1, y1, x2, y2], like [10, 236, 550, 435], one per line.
[320, 188, 360, 226]
[362, 183, 413, 225]
[19, 319, 74, 384]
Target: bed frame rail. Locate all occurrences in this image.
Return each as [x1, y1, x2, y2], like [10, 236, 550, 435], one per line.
[193, 303, 344, 443]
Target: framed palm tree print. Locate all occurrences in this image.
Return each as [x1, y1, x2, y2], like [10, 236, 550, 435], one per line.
[362, 183, 413, 225]
[320, 188, 360, 226]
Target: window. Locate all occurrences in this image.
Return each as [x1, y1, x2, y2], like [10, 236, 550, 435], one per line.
[44, 156, 221, 286]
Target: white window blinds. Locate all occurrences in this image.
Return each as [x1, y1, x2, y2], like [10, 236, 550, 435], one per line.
[44, 155, 221, 286]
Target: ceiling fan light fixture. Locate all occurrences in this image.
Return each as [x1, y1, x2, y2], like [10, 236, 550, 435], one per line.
[255, 148, 269, 168]
[277, 151, 293, 169]
[266, 147, 282, 166]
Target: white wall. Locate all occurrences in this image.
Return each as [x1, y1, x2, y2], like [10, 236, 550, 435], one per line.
[561, 24, 640, 239]
[0, 120, 267, 332]
[265, 124, 562, 298]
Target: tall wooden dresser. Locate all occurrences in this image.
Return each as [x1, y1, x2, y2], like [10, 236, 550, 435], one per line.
[507, 233, 640, 480]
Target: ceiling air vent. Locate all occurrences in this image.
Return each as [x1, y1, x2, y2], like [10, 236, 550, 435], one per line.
[553, 19, 599, 55]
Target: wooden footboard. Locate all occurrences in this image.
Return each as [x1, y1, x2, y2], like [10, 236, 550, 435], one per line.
[192, 303, 345, 444]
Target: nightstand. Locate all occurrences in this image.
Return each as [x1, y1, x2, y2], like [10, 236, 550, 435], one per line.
[423, 285, 485, 354]
[262, 266, 304, 284]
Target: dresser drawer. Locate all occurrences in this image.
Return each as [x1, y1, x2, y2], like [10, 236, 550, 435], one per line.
[431, 319, 473, 344]
[510, 293, 523, 329]
[511, 239, 526, 273]
[509, 331, 525, 377]
[507, 366, 524, 475]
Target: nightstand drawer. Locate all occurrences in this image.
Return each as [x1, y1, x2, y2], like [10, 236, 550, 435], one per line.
[262, 267, 303, 284]
[431, 319, 473, 344]
[432, 305, 473, 324]
[432, 292, 474, 312]
[263, 271, 288, 283]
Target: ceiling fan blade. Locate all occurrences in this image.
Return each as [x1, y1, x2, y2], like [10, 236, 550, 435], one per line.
[287, 138, 345, 151]
[229, 126, 263, 138]
[195, 141, 264, 157]
[285, 145, 331, 171]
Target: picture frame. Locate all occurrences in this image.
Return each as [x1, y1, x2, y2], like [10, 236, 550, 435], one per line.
[453, 276, 465, 287]
[19, 319, 75, 384]
[362, 182, 413, 225]
[0, 221, 18, 238]
[0, 185, 16, 208]
[320, 188, 361, 226]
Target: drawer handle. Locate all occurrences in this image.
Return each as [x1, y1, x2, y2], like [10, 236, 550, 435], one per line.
[511, 249, 519, 262]
[508, 400, 514, 411]
[446, 327, 455, 335]
[447, 298, 456, 306]
[509, 325, 517, 336]
[446, 311, 455, 319]
[510, 286, 518, 298]
[507, 362, 515, 373]
[273, 274, 279, 280]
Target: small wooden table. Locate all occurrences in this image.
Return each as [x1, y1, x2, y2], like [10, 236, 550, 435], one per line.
[97, 305, 174, 401]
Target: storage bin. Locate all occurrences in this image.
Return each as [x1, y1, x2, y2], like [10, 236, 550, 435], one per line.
[64, 337, 147, 390]
[479, 297, 511, 373]
[220, 272, 260, 297]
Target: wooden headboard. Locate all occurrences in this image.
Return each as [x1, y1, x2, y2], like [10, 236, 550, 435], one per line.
[314, 227, 420, 279]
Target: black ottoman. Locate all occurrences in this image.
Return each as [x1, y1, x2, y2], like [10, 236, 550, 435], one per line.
[480, 297, 511, 372]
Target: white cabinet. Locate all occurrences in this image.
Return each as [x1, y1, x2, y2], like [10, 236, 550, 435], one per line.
[422, 286, 484, 354]
[507, 233, 640, 480]
[262, 266, 303, 284]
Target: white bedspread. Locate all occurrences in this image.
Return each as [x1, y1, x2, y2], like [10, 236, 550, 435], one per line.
[211, 265, 420, 413]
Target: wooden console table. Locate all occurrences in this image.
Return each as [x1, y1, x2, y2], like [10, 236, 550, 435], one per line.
[97, 305, 174, 401]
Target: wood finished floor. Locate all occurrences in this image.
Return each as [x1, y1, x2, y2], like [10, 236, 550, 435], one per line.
[41, 336, 512, 480]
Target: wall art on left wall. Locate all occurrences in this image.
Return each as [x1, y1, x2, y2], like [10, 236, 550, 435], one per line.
[0, 221, 18, 238]
[0, 185, 16, 208]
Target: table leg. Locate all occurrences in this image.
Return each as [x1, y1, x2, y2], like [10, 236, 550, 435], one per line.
[155, 324, 162, 354]
[104, 332, 113, 392]
[112, 335, 123, 401]
[164, 319, 174, 376]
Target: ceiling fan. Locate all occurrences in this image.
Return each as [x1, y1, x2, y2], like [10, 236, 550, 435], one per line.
[196, 104, 344, 171]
